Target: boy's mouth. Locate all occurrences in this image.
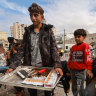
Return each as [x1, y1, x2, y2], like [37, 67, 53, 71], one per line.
[76, 40, 79, 43]
[33, 21, 36, 23]
[33, 21, 37, 25]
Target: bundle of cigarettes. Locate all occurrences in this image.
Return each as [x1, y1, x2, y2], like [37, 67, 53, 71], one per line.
[21, 68, 58, 87]
[22, 68, 50, 86]
[44, 70, 58, 88]
[22, 76, 46, 86]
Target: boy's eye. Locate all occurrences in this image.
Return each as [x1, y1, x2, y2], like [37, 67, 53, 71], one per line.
[30, 13, 39, 17]
[34, 14, 39, 17]
[75, 36, 80, 38]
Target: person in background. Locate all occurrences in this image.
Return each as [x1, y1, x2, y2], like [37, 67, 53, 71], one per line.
[58, 47, 71, 95]
[6, 40, 24, 96]
[8, 40, 23, 70]
[6, 3, 63, 96]
[8, 37, 17, 51]
[60, 48, 64, 57]
[67, 29, 93, 96]
[57, 46, 64, 57]
[7, 37, 18, 66]
[0, 43, 6, 66]
[0, 42, 7, 73]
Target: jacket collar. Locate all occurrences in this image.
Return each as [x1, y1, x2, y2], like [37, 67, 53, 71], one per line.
[28, 23, 45, 30]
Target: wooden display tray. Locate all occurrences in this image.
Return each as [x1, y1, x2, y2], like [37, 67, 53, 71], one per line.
[0, 66, 61, 91]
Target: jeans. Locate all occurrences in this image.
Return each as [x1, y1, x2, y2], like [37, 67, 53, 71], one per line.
[70, 70, 85, 96]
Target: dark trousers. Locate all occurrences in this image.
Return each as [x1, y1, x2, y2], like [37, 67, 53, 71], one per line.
[28, 88, 53, 96]
[14, 86, 24, 92]
[86, 75, 93, 86]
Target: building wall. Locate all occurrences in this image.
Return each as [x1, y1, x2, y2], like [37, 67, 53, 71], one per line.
[65, 33, 96, 45]
[0, 31, 9, 48]
[65, 33, 96, 55]
[65, 44, 74, 51]
[51, 27, 56, 35]
[85, 33, 96, 45]
[10, 22, 28, 39]
[0, 31, 7, 41]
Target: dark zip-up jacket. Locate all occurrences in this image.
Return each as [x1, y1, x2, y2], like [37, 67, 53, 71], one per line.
[10, 24, 61, 69]
[23, 23, 61, 68]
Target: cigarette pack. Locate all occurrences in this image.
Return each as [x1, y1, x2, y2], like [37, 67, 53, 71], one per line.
[44, 70, 58, 88]
[17, 70, 28, 79]
[22, 76, 46, 86]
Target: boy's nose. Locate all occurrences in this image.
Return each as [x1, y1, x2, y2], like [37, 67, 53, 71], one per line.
[31, 15, 36, 20]
[75, 37, 79, 39]
[75, 37, 78, 40]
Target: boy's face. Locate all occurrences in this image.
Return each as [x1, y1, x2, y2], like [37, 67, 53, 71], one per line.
[75, 35, 85, 44]
[13, 39, 17, 44]
[30, 12, 44, 26]
[17, 44, 21, 48]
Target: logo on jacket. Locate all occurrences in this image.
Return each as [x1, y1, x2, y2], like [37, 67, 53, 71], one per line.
[72, 51, 84, 62]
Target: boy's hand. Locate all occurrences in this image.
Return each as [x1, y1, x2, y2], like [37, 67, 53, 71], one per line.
[6, 50, 10, 55]
[6, 68, 13, 74]
[68, 67, 70, 71]
[55, 68, 63, 76]
[86, 70, 93, 78]
[95, 83, 96, 88]
[94, 83, 96, 89]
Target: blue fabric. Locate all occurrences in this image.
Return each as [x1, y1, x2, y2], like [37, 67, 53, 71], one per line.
[0, 66, 9, 70]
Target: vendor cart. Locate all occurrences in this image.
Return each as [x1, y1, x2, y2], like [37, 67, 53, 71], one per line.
[0, 66, 61, 91]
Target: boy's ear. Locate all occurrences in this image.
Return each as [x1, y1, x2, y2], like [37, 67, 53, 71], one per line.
[41, 15, 44, 19]
[84, 36, 86, 39]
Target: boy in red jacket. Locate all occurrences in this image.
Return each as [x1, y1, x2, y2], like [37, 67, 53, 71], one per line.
[67, 29, 93, 96]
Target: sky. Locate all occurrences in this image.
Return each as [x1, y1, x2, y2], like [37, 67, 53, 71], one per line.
[0, 0, 96, 37]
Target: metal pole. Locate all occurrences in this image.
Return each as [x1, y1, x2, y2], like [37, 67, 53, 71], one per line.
[64, 29, 65, 51]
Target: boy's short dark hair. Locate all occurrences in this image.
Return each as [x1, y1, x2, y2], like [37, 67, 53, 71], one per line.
[74, 29, 87, 37]
[8, 37, 14, 43]
[28, 3, 44, 15]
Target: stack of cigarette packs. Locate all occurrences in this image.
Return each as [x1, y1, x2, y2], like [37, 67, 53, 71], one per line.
[44, 70, 58, 88]
[21, 67, 58, 87]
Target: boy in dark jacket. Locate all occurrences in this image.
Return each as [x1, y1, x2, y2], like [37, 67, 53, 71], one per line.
[67, 29, 93, 96]
[7, 3, 63, 96]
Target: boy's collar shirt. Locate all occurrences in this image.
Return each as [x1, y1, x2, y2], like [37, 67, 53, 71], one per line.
[30, 30, 42, 67]
[77, 42, 83, 45]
